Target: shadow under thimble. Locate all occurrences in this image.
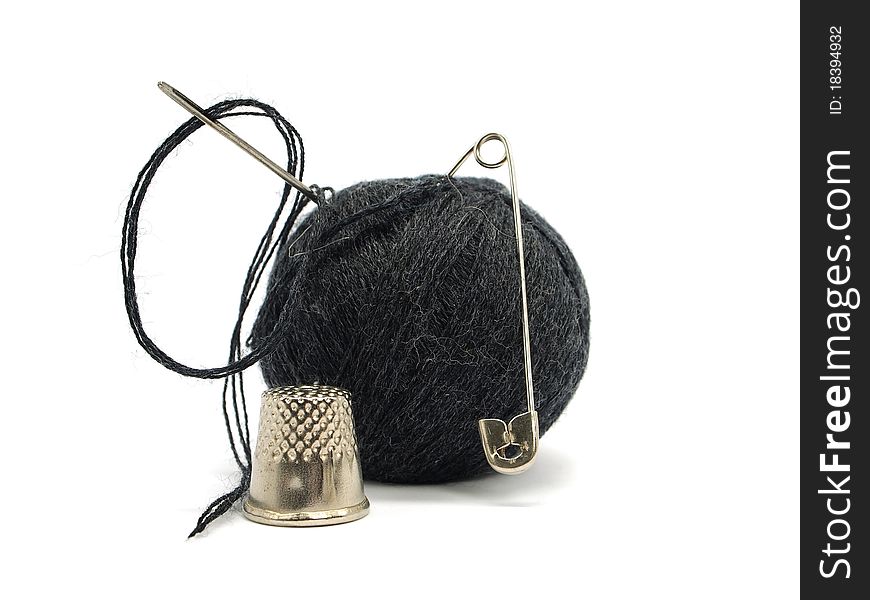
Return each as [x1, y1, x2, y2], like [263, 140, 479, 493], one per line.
[244, 385, 369, 526]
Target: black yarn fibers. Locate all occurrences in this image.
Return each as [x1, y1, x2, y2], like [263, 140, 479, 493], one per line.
[122, 99, 590, 535]
[251, 176, 591, 483]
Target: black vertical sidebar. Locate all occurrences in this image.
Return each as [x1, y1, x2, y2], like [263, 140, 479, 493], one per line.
[801, 3, 867, 597]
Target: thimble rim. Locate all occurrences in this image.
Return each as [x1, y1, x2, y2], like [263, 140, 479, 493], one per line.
[243, 496, 369, 527]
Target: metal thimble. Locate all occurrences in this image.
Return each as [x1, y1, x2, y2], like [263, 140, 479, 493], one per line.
[243, 385, 369, 526]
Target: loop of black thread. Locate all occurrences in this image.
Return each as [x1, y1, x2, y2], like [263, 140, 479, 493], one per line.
[122, 100, 316, 379]
[120, 99, 322, 537]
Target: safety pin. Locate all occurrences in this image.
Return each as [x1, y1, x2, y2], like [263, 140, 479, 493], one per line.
[157, 82, 320, 202]
[448, 133, 539, 474]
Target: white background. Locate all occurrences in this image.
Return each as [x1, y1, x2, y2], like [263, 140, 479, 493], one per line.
[0, 1, 799, 598]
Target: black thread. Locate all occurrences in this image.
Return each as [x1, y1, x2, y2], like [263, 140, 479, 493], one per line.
[121, 99, 320, 537]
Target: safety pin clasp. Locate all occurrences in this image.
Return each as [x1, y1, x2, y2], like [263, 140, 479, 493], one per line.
[478, 411, 539, 474]
[448, 133, 540, 475]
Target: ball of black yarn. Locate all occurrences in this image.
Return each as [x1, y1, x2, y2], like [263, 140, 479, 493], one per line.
[251, 175, 590, 483]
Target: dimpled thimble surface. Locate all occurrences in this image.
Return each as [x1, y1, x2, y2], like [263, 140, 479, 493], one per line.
[243, 385, 369, 526]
